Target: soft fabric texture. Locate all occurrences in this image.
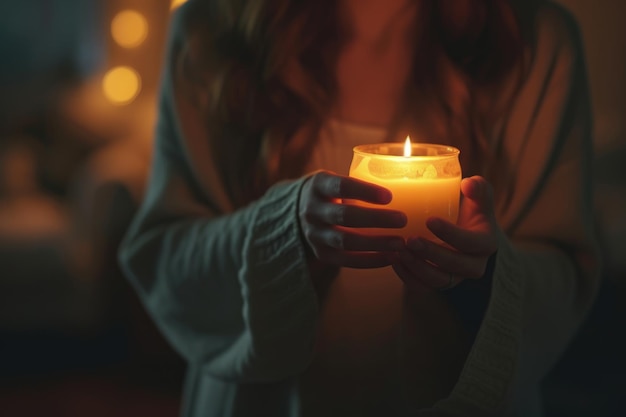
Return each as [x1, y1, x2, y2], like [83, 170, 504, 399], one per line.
[119, 2, 600, 416]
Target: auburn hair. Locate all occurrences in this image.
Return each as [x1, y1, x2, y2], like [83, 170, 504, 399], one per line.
[177, 0, 527, 206]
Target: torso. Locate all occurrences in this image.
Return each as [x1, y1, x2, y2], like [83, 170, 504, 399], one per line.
[296, 4, 471, 415]
[297, 120, 471, 416]
[331, 0, 418, 127]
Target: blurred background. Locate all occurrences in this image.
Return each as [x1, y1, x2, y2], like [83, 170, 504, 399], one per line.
[0, 1, 624, 416]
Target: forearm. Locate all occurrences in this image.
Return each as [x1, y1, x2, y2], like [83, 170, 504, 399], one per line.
[442, 252, 495, 342]
[507, 237, 599, 388]
[119, 178, 319, 382]
[443, 231, 595, 352]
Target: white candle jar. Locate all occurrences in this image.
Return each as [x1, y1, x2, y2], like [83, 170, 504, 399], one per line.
[349, 142, 461, 240]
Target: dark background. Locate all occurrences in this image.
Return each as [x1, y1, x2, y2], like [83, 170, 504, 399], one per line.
[0, 1, 624, 416]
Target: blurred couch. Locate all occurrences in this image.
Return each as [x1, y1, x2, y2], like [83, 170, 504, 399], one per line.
[0, 0, 103, 134]
[0, 0, 172, 377]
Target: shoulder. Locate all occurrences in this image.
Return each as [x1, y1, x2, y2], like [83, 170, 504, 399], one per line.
[166, 1, 196, 54]
[531, 2, 585, 66]
[165, 0, 216, 61]
[161, 1, 213, 102]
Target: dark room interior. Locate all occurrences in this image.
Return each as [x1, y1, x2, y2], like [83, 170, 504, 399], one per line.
[1, 0, 625, 416]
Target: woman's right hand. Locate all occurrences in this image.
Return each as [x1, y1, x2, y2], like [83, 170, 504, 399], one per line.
[298, 171, 407, 268]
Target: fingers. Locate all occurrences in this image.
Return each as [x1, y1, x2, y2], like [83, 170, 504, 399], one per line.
[393, 254, 462, 290]
[306, 202, 407, 229]
[298, 171, 410, 269]
[308, 228, 405, 252]
[316, 249, 393, 269]
[305, 226, 404, 268]
[406, 237, 487, 279]
[426, 217, 497, 256]
[425, 176, 497, 256]
[460, 176, 495, 216]
[392, 262, 426, 291]
[311, 171, 393, 204]
[389, 176, 498, 289]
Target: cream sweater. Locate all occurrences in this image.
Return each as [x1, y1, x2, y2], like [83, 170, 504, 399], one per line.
[119, 2, 600, 416]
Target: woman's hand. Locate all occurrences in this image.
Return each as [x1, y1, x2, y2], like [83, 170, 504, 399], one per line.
[392, 176, 499, 290]
[298, 171, 407, 268]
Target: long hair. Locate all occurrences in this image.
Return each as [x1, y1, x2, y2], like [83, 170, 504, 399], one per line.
[403, 0, 527, 180]
[178, 0, 527, 206]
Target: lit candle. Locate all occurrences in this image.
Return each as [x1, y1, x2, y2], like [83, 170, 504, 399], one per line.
[349, 137, 461, 240]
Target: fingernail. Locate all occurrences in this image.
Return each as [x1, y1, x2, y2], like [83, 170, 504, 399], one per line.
[427, 218, 441, 230]
[395, 213, 408, 227]
[465, 177, 482, 199]
[379, 189, 393, 203]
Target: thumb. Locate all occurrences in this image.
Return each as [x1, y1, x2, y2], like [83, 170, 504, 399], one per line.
[461, 176, 494, 214]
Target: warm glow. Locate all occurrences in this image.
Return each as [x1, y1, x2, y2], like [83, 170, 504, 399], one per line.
[102, 66, 141, 105]
[404, 136, 412, 157]
[349, 143, 461, 240]
[171, 0, 188, 11]
[111, 10, 148, 48]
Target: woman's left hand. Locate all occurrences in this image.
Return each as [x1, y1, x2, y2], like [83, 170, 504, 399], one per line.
[392, 176, 499, 291]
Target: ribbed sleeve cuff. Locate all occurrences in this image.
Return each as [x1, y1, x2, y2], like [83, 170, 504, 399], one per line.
[432, 229, 524, 416]
[237, 177, 319, 379]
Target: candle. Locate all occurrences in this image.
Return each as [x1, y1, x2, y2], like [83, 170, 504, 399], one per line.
[349, 137, 461, 240]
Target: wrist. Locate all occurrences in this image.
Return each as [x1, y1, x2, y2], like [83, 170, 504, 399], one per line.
[442, 251, 496, 341]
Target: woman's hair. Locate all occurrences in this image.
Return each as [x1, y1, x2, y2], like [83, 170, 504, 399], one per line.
[178, 0, 526, 206]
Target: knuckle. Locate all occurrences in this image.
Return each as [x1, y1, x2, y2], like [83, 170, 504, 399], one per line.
[299, 202, 315, 223]
[334, 176, 345, 197]
[303, 208, 317, 225]
[331, 231, 346, 250]
[311, 172, 324, 190]
[334, 205, 347, 226]
[307, 228, 324, 246]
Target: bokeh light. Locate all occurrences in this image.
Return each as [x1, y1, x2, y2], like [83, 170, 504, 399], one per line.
[171, 0, 189, 11]
[102, 66, 142, 105]
[111, 10, 148, 48]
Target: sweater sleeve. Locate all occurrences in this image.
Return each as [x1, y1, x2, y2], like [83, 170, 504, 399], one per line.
[118, 6, 318, 383]
[431, 4, 601, 415]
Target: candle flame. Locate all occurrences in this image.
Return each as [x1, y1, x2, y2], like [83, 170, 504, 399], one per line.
[404, 136, 412, 157]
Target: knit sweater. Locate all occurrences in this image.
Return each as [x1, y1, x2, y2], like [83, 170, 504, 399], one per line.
[119, 2, 600, 416]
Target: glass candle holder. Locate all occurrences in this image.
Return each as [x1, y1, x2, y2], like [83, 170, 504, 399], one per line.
[349, 142, 461, 240]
